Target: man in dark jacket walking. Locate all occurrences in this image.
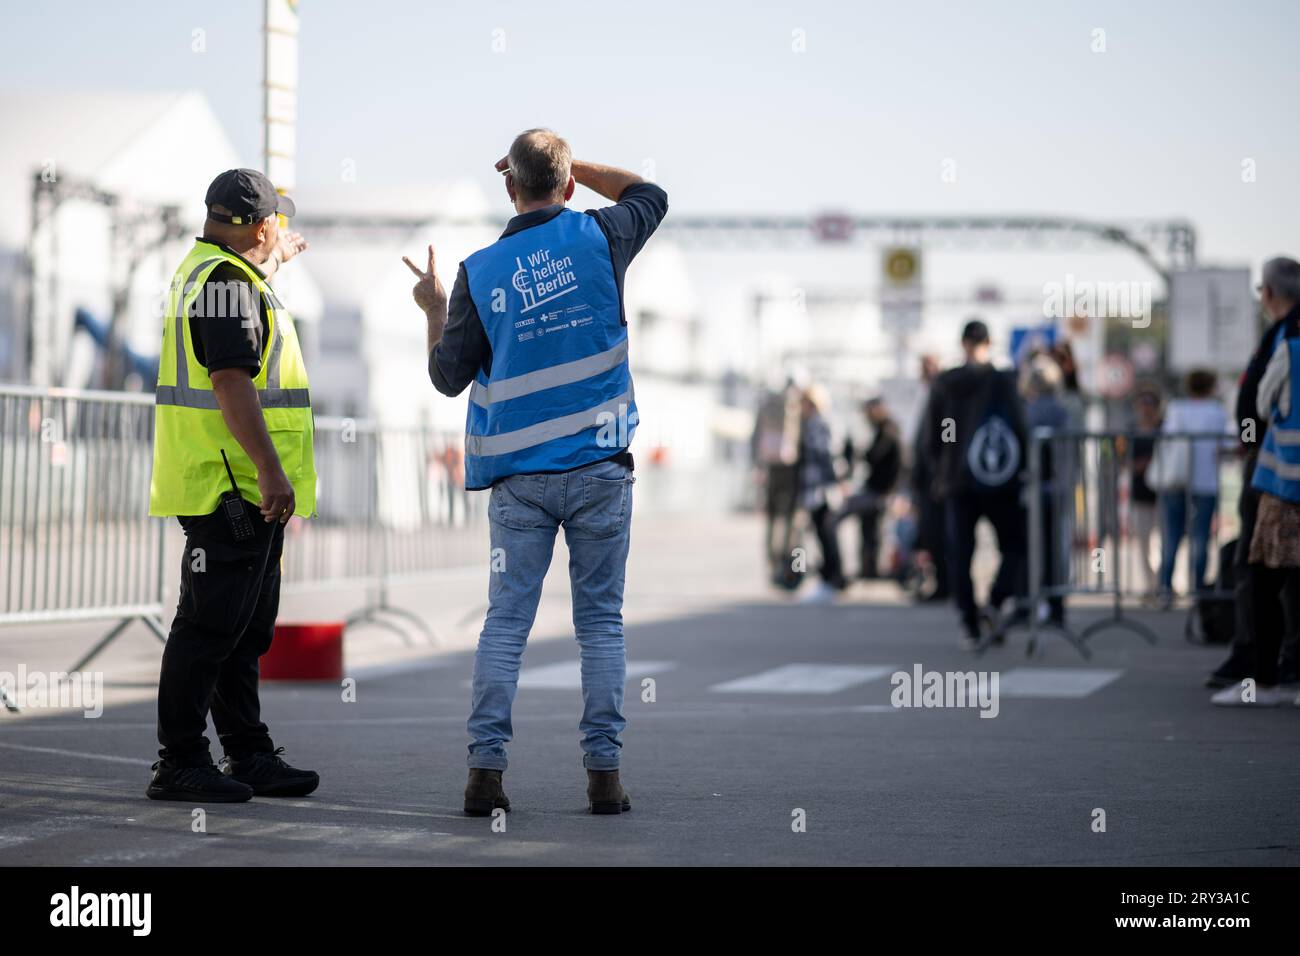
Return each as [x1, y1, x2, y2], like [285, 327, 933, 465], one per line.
[849, 397, 901, 579]
[910, 355, 950, 601]
[924, 320, 1029, 647]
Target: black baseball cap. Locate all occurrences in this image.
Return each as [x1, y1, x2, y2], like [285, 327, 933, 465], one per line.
[961, 318, 990, 345]
[204, 168, 296, 225]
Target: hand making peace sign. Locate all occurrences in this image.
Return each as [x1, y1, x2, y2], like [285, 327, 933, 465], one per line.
[402, 244, 447, 314]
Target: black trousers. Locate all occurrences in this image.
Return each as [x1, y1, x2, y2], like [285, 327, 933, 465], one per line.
[157, 500, 284, 766]
[1231, 457, 1300, 675]
[945, 488, 1027, 627]
[810, 503, 845, 587]
[858, 505, 883, 578]
[1248, 564, 1295, 687]
[1231, 461, 1260, 657]
[917, 491, 949, 595]
[764, 463, 799, 573]
[1037, 491, 1065, 620]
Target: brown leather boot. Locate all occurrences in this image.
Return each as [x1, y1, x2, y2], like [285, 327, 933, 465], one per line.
[464, 769, 510, 816]
[586, 769, 631, 814]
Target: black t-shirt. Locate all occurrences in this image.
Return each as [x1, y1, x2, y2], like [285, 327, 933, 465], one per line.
[187, 243, 270, 374]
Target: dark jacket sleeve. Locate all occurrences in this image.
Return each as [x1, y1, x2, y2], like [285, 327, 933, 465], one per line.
[867, 424, 902, 493]
[924, 378, 946, 472]
[586, 182, 669, 266]
[1004, 370, 1030, 451]
[429, 262, 491, 397]
[1238, 318, 1284, 447]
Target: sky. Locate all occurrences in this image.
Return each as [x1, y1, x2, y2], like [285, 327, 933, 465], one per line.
[2, 0, 1296, 272]
[3, 0, 1298, 413]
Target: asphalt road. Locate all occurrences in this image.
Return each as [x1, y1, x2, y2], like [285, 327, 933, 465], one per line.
[2, 518, 1300, 866]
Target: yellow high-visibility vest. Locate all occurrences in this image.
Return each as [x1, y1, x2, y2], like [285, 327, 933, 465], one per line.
[149, 239, 317, 518]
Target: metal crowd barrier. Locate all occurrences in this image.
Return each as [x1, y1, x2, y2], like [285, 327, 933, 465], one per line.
[1026, 427, 1240, 658]
[0, 385, 168, 693]
[281, 417, 486, 644]
[0, 385, 487, 696]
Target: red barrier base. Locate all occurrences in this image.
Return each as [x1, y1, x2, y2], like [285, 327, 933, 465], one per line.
[261, 622, 345, 681]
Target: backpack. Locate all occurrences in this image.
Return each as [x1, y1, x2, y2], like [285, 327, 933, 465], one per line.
[963, 372, 1023, 493]
[1188, 537, 1237, 645]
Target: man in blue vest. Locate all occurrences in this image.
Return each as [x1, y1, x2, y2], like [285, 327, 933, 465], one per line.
[404, 129, 667, 815]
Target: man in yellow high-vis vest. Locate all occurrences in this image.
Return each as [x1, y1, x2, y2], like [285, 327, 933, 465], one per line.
[146, 169, 319, 803]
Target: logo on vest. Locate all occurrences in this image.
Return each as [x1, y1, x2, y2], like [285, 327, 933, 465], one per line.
[512, 248, 578, 313]
[967, 416, 1020, 486]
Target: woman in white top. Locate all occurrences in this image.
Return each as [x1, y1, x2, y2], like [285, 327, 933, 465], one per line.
[1157, 369, 1231, 598]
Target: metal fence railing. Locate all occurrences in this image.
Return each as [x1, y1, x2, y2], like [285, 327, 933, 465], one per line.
[1025, 428, 1240, 658]
[0, 385, 168, 681]
[1, 386, 487, 700]
[281, 417, 486, 644]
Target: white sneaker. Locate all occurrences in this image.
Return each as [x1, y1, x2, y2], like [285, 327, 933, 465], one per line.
[1210, 681, 1292, 707]
[798, 581, 837, 605]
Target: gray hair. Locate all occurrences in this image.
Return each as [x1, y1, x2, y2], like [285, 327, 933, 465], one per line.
[507, 128, 572, 202]
[1262, 257, 1300, 305]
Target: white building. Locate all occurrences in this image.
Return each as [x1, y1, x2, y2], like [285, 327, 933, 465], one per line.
[0, 90, 322, 389]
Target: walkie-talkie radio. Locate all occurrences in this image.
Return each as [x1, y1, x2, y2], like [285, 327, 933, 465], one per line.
[219, 449, 256, 542]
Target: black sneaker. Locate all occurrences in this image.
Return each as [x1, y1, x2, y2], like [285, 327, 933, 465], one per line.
[979, 603, 1008, 646]
[1205, 650, 1254, 689]
[219, 747, 320, 797]
[146, 760, 253, 803]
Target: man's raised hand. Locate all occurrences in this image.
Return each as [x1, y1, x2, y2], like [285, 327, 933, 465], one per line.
[277, 231, 309, 264]
[402, 244, 447, 314]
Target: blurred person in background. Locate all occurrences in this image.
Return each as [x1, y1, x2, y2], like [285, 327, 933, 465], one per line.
[1207, 257, 1300, 690]
[797, 384, 847, 601]
[925, 320, 1029, 648]
[1211, 257, 1300, 703]
[910, 355, 950, 602]
[1050, 341, 1087, 430]
[1129, 388, 1163, 599]
[844, 397, 901, 579]
[753, 378, 803, 586]
[1021, 354, 1068, 627]
[1157, 369, 1230, 606]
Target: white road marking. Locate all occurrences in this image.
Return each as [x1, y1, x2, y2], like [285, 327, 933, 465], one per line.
[710, 664, 895, 695]
[515, 660, 676, 690]
[0, 741, 152, 766]
[996, 668, 1124, 698]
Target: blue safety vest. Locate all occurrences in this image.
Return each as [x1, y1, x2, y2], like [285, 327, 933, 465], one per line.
[1253, 338, 1300, 503]
[462, 209, 637, 489]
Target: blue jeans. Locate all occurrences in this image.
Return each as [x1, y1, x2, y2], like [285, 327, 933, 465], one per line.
[1159, 491, 1216, 593]
[466, 458, 634, 772]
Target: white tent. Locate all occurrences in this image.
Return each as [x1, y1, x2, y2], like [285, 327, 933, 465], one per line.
[0, 90, 322, 388]
[295, 179, 499, 431]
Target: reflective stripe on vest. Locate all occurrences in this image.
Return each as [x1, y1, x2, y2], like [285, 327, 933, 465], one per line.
[461, 209, 634, 489]
[468, 339, 629, 409]
[1257, 447, 1300, 480]
[466, 386, 635, 457]
[154, 258, 311, 410]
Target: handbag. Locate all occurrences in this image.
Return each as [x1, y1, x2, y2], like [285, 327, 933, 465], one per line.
[1146, 435, 1190, 493]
